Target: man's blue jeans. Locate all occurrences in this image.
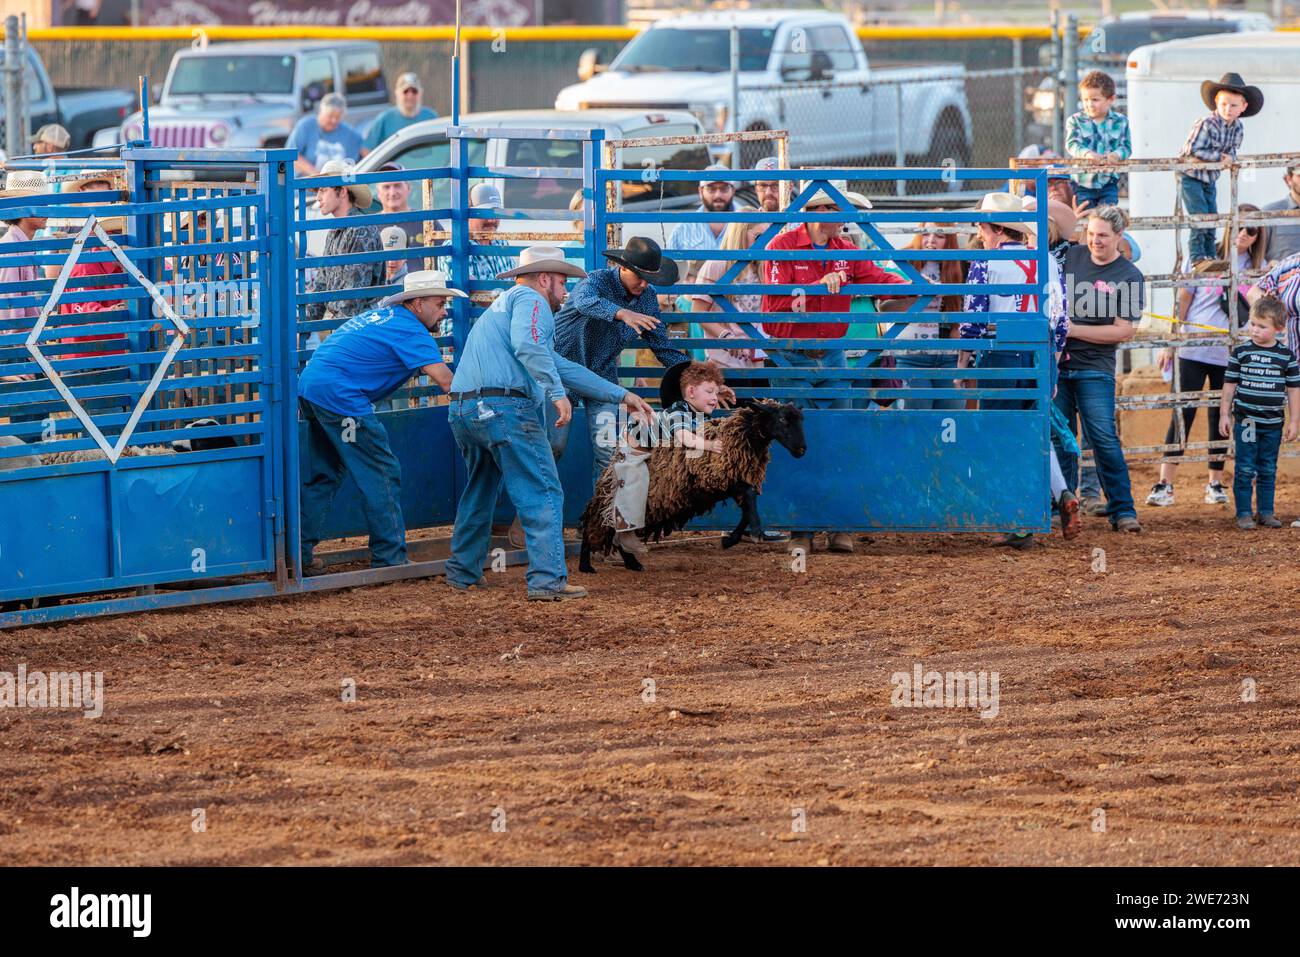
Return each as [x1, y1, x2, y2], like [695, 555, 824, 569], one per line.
[1178, 173, 1218, 263]
[1232, 418, 1282, 518]
[447, 395, 568, 595]
[896, 351, 961, 411]
[1075, 182, 1119, 210]
[494, 400, 572, 523]
[1053, 369, 1136, 521]
[767, 348, 850, 410]
[300, 399, 408, 568]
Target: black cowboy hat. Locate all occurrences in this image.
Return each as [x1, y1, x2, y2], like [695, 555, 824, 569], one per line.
[1201, 72, 1264, 118]
[602, 236, 680, 287]
[659, 360, 691, 407]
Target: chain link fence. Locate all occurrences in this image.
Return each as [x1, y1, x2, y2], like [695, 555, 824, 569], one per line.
[735, 65, 1048, 196]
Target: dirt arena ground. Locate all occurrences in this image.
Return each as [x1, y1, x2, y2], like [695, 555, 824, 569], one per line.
[3, 461, 1299, 867]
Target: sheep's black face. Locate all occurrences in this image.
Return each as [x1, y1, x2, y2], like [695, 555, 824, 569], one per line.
[769, 403, 807, 458]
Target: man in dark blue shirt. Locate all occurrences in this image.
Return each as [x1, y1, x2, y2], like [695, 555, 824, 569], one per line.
[553, 237, 691, 481]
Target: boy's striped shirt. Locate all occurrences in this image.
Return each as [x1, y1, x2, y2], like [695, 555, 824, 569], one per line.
[1225, 341, 1300, 426]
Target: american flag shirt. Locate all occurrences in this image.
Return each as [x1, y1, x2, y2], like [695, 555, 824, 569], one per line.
[959, 242, 1068, 351]
[1178, 113, 1244, 185]
[1257, 252, 1300, 358]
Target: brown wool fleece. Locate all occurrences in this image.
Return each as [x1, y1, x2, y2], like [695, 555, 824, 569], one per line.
[581, 402, 776, 556]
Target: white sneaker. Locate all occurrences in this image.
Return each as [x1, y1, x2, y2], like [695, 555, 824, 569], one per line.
[1146, 482, 1175, 507]
[1204, 482, 1229, 505]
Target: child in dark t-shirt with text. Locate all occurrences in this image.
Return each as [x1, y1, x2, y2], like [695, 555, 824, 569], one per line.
[1220, 296, 1300, 529]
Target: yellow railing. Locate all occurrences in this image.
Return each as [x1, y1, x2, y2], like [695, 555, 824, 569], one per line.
[22, 24, 1069, 43]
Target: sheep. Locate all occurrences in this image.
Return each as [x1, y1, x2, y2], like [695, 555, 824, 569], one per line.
[578, 399, 807, 573]
[0, 418, 237, 470]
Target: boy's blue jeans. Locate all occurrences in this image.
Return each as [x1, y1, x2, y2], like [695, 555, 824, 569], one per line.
[447, 395, 568, 595]
[1053, 369, 1137, 521]
[1075, 182, 1119, 209]
[300, 399, 408, 568]
[1232, 418, 1282, 518]
[1178, 173, 1219, 262]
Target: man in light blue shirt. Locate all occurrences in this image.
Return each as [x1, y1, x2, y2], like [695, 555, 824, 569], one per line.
[667, 164, 741, 283]
[287, 94, 363, 176]
[362, 72, 437, 155]
[446, 246, 653, 601]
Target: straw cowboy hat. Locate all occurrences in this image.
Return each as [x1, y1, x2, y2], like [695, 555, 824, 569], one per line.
[63, 169, 126, 194]
[312, 159, 373, 209]
[379, 270, 467, 308]
[1022, 195, 1076, 241]
[0, 169, 50, 199]
[975, 192, 1037, 236]
[600, 236, 677, 285]
[1201, 72, 1264, 117]
[497, 244, 588, 281]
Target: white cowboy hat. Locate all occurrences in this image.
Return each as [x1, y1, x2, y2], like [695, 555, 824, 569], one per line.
[311, 159, 373, 210]
[800, 178, 873, 211]
[496, 244, 587, 281]
[379, 269, 467, 307]
[975, 191, 1037, 236]
[0, 169, 50, 199]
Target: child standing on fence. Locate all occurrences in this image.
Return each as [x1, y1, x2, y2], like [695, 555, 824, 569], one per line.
[1065, 70, 1131, 210]
[1177, 73, 1265, 264]
[1219, 296, 1299, 529]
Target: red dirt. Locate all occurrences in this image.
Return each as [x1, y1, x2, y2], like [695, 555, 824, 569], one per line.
[2, 466, 1298, 866]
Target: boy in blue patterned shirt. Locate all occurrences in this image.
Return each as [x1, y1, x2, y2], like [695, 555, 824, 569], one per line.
[1065, 70, 1131, 210]
[1178, 72, 1264, 263]
[1219, 296, 1300, 530]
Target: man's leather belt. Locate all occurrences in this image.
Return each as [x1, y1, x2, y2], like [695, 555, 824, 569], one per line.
[450, 388, 530, 401]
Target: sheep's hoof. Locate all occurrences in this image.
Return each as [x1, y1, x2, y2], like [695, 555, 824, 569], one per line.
[721, 533, 741, 550]
[619, 549, 644, 572]
[578, 559, 595, 574]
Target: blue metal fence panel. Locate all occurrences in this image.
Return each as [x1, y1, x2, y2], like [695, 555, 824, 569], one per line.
[2, 135, 1054, 626]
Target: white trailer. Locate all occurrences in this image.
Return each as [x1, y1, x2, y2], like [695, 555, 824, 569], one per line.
[1126, 31, 1300, 325]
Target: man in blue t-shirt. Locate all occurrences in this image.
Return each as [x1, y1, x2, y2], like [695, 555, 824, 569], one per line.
[362, 72, 437, 156]
[287, 93, 364, 176]
[297, 270, 466, 572]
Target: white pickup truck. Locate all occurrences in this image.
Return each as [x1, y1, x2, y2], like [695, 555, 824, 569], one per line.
[555, 10, 973, 173]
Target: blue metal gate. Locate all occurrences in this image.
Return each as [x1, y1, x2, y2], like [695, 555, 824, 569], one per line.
[1, 147, 294, 617]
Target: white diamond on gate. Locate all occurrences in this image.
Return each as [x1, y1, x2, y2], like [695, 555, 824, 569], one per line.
[25, 215, 190, 464]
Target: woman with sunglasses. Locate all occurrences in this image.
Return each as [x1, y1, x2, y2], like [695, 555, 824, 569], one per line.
[1148, 206, 1268, 507]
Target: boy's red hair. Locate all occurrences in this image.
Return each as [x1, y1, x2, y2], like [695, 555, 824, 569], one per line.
[679, 360, 726, 391]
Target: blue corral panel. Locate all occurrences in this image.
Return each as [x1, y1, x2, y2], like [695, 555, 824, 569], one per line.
[117, 456, 270, 577]
[0, 470, 113, 597]
[551, 409, 1051, 534]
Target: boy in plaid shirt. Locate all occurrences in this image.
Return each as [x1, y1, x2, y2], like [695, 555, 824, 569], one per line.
[1178, 72, 1264, 263]
[1065, 70, 1130, 210]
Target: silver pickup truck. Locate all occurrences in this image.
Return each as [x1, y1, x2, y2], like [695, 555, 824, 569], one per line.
[556, 10, 972, 173]
[117, 40, 391, 151]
